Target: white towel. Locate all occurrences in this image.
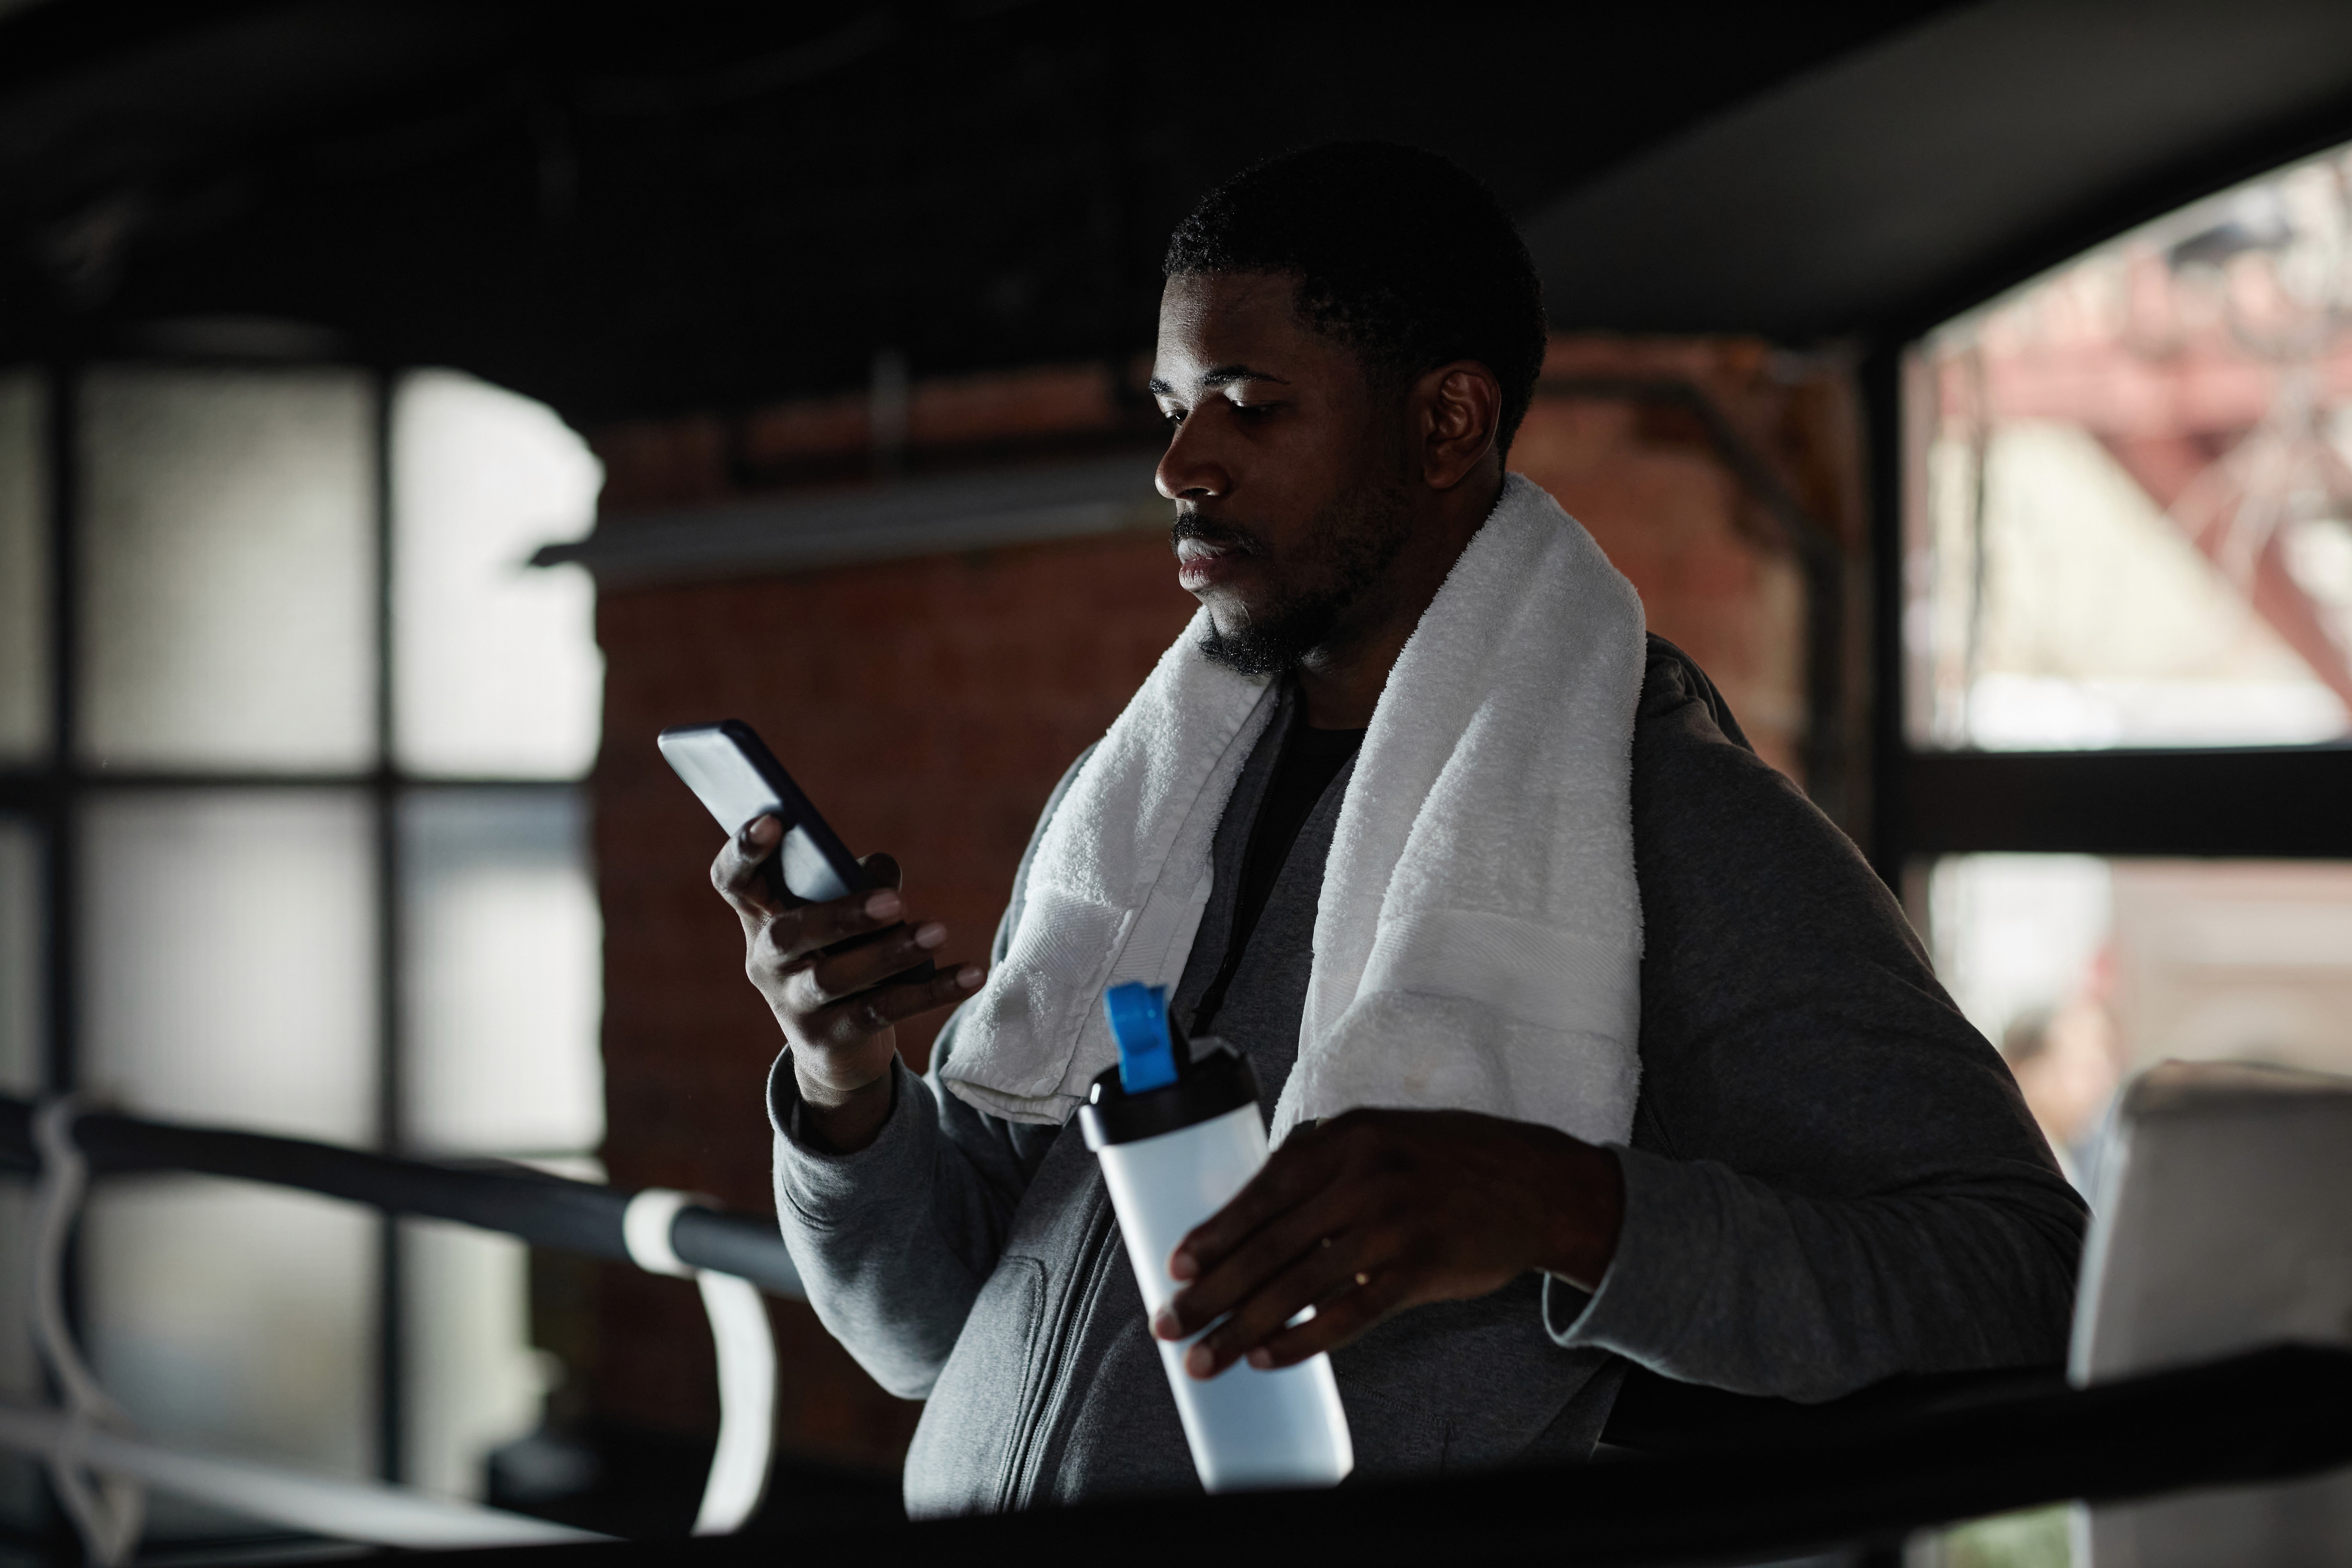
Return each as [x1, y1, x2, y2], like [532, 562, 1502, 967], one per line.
[940, 473, 1647, 1148]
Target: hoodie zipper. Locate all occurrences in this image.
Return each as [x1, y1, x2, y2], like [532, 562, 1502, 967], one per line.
[996, 1186, 1121, 1511]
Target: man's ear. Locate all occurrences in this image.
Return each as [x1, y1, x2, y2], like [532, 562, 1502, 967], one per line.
[1414, 359, 1503, 491]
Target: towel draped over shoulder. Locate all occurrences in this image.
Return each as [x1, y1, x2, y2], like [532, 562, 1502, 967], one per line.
[940, 474, 1649, 1147]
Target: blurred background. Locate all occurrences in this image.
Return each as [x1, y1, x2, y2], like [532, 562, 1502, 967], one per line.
[2, 1, 2351, 1562]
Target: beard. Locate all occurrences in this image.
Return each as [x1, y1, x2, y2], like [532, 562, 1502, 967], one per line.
[1182, 471, 1415, 678]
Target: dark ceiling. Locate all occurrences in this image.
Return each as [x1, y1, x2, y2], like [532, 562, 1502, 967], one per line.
[1527, 0, 2352, 342]
[0, 0, 1966, 425]
[5, 0, 2352, 429]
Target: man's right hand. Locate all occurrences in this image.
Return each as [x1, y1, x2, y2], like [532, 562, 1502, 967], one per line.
[712, 815, 982, 1153]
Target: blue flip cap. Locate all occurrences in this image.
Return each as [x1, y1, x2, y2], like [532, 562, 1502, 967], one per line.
[1104, 982, 1180, 1093]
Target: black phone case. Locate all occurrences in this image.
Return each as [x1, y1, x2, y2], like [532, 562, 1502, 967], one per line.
[658, 720, 937, 984]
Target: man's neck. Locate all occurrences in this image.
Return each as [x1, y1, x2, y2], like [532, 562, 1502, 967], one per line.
[1293, 468, 1505, 729]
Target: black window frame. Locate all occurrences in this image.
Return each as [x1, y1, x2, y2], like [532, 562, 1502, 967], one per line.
[1864, 355, 2352, 879]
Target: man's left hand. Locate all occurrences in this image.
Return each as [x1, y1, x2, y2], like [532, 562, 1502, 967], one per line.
[1150, 1109, 1625, 1378]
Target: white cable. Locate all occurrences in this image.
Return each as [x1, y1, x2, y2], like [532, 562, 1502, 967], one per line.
[0, 1401, 604, 1549]
[30, 1098, 146, 1567]
[621, 1188, 777, 1535]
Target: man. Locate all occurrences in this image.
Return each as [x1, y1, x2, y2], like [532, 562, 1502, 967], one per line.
[712, 144, 2085, 1515]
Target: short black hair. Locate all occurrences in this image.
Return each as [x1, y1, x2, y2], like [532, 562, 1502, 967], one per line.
[1163, 142, 1547, 456]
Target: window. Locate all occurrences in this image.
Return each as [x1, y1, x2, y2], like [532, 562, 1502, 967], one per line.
[1891, 146, 2352, 1563]
[1907, 143, 2352, 752]
[1925, 852, 2352, 1188]
[1887, 143, 2352, 876]
[0, 359, 606, 1536]
[1892, 141, 2352, 1199]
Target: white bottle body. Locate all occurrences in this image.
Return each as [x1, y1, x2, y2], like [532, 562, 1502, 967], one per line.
[1093, 1104, 1354, 1492]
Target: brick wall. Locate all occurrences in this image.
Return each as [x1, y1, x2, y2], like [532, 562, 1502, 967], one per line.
[1517, 336, 1865, 782]
[581, 341, 1861, 1471]
[592, 530, 1189, 1461]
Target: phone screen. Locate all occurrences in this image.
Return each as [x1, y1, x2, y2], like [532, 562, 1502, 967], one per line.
[658, 722, 867, 902]
[658, 721, 936, 983]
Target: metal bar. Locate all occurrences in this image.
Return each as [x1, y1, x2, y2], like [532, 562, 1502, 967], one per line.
[0, 1400, 605, 1548]
[4, 1109, 2347, 1563]
[42, 359, 76, 1096]
[0, 777, 52, 811]
[1859, 342, 2352, 876]
[1863, 347, 1909, 885]
[0, 771, 581, 792]
[36, 356, 78, 1565]
[370, 365, 406, 1487]
[533, 453, 1167, 589]
[1898, 746, 2352, 858]
[414, 1343, 2352, 1568]
[0, 1096, 806, 1300]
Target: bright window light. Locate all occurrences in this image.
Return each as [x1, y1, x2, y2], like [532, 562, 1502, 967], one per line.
[85, 1180, 376, 1480]
[1908, 142, 2352, 750]
[78, 369, 377, 770]
[80, 789, 376, 1144]
[392, 370, 604, 779]
[1927, 853, 2352, 1188]
[400, 789, 604, 1157]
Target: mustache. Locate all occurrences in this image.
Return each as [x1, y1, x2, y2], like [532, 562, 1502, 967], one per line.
[1169, 511, 1267, 554]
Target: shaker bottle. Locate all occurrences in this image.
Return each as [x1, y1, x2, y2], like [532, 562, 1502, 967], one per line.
[1078, 982, 1354, 1492]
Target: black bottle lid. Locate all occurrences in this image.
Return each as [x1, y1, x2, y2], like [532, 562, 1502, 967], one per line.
[1078, 1043, 1261, 1149]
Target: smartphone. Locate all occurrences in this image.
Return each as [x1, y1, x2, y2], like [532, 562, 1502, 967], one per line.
[657, 720, 935, 982]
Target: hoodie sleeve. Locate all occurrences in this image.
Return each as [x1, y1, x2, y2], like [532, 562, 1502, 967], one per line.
[1542, 640, 2087, 1401]
[768, 748, 1092, 1399]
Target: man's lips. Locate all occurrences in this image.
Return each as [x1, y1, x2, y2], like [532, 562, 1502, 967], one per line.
[1176, 537, 1249, 590]
[1172, 523, 1261, 592]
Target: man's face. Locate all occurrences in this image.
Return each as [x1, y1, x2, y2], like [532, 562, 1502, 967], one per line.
[1150, 272, 1414, 677]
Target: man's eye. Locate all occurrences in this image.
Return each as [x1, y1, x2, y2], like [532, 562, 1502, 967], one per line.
[1162, 408, 1186, 428]
[1232, 402, 1274, 420]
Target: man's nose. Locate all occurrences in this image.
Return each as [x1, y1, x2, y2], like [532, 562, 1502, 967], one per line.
[1156, 418, 1230, 503]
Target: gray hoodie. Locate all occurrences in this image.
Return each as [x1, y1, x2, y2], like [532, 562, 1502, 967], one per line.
[769, 638, 2086, 1517]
